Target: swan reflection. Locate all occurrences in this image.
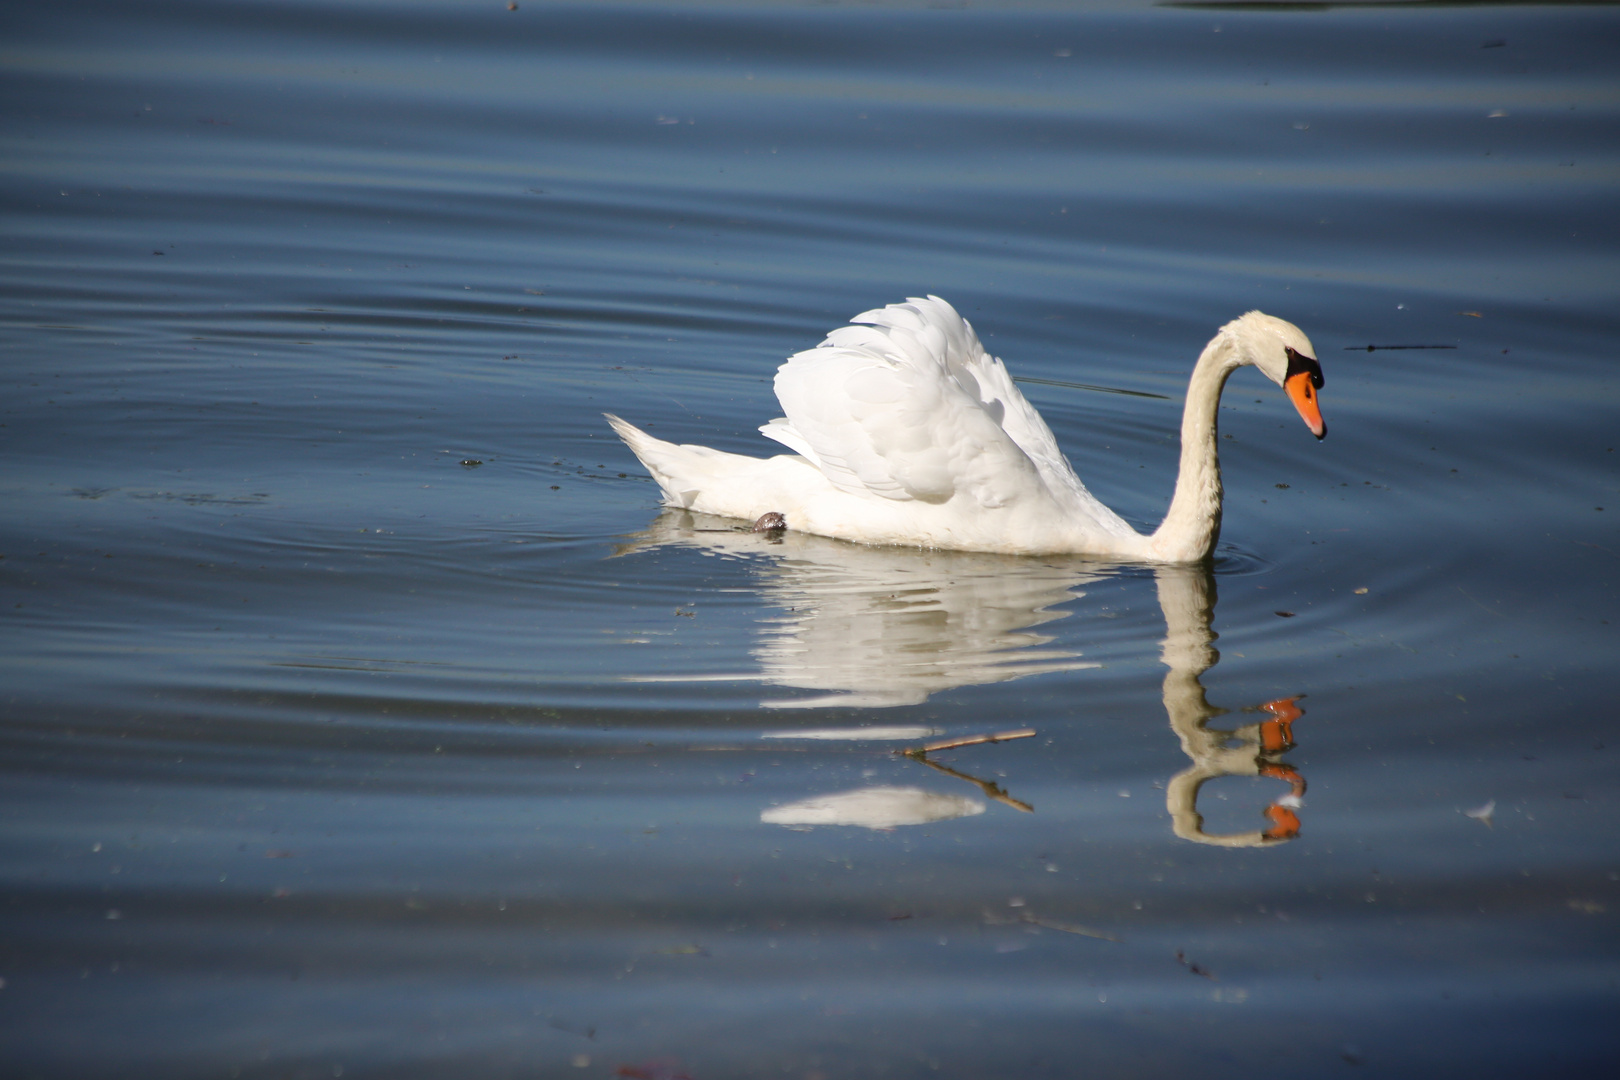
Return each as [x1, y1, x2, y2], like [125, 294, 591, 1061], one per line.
[760, 786, 985, 829]
[618, 511, 1309, 845]
[616, 510, 1103, 708]
[1154, 567, 1308, 847]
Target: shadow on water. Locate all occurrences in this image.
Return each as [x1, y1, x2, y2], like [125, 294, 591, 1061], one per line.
[617, 509, 1311, 848]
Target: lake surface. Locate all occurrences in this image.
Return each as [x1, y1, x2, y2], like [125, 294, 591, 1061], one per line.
[3, 1, 1617, 1076]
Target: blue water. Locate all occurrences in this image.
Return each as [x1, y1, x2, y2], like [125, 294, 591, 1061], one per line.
[3, 1, 1618, 1077]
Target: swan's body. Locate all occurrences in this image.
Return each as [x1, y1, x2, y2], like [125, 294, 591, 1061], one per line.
[606, 296, 1324, 561]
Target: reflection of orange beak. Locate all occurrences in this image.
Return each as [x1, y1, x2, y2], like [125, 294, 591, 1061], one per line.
[1263, 804, 1302, 841]
[1285, 371, 1326, 439]
[1258, 696, 1303, 753]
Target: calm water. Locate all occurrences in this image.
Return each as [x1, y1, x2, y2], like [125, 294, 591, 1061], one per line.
[3, 1, 1618, 1076]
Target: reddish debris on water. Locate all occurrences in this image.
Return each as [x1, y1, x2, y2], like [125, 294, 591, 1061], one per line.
[616, 1061, 695, 1080]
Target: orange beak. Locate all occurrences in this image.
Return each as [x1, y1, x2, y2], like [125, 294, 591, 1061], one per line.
[1285, 371, 1326, 440]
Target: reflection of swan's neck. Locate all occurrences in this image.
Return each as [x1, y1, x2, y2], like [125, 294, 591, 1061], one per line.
[1149, 334, 1242, 562]
[1156, 565, 1300, 848]
[1155, 566, 1218, 724]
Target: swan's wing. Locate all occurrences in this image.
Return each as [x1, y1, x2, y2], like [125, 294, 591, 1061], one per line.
[767, 299, 1047, 508]
[852, 297, 1082, 495]
[758, 416, 824, 470]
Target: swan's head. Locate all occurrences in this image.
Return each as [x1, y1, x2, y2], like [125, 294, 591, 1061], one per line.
[1226, 311, 1326, 440]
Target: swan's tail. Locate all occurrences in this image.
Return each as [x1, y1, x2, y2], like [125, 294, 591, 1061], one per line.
[604, 413, 708, 509]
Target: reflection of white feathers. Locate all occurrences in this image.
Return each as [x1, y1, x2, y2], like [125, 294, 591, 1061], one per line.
[617, 513, 1102, 708]
[761, 726, 936, 741]
[761, 786, 984, 829]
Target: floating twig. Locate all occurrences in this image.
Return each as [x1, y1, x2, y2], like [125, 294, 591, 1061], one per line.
[1342, 344, 1457, 352]
[902, 728, 1036, 755]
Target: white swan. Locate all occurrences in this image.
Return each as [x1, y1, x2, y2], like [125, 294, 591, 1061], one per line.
[606, 296, 1325, 560]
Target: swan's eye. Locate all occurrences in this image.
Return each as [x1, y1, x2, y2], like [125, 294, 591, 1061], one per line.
[1284, 347, 1324, 389]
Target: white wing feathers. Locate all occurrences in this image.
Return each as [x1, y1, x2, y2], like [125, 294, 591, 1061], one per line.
[759, 296, 1076, 509]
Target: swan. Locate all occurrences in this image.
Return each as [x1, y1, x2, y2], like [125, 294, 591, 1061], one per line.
[605, 296, 1325, 560]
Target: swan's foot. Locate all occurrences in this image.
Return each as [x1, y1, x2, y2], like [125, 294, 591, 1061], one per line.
[751, 512, 787, 533]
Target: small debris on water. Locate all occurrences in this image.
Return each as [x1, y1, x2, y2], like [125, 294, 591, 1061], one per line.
[1175, 950, 1216, 979]
[459, 459, 482, 468]
[1464, 799, 1496, 828]
[615, 1059, 694, 1080]
[655, 944, 708, 957]
[1354, 587, 1369, 594]
[1275, 610, 1296, 618]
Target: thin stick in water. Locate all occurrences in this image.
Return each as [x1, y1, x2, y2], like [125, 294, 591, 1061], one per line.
[1342, 344, 1457, 352]
[903, 728, 1036, 755]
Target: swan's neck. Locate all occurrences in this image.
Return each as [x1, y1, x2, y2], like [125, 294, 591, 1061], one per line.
[1149, 334, 1242, 562]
